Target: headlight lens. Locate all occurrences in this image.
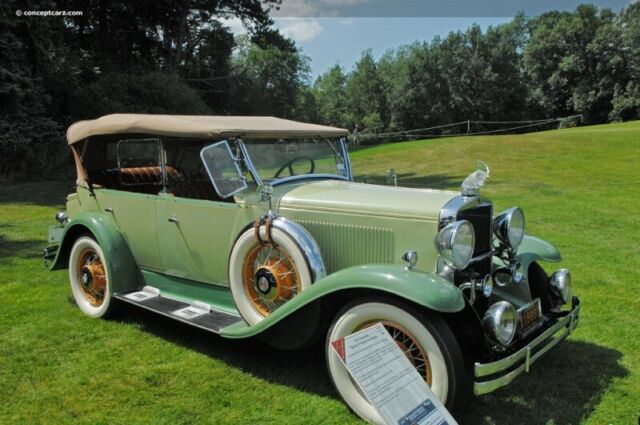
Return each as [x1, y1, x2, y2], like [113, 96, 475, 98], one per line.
[549, 269, 571, 304]
[435, 220, 475, 270]
[482, 301, 517, 346]
[493, 207, 525, 250]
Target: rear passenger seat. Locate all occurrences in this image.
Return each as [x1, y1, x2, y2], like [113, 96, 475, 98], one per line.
[90, 166, 222, 201]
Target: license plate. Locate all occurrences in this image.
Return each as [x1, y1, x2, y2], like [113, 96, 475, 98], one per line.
[519, 299, 542, 336]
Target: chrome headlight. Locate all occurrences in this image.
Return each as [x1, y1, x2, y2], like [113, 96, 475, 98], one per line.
[549, 269, 571, 304]
[435, 220, 475, 270]
[482, 301, 517, 346]
[493, 207, 525, 250]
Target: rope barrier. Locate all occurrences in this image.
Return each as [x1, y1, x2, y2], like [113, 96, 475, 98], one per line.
[354, 115, 582, 142]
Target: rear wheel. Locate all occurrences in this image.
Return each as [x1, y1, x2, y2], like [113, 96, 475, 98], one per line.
[68, 236, 115, 318]
[326, 297, 464, 424]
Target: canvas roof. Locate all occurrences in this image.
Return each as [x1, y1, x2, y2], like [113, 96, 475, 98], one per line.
[66, 114, 348, 144]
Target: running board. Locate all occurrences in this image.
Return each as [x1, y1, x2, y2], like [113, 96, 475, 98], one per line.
[114, 286, 243, 334]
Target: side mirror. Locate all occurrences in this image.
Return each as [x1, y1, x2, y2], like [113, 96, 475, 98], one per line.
[200, 141, 248, 198]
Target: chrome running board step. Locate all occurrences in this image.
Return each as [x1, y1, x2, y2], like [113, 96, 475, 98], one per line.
[114, 286, 243, 334]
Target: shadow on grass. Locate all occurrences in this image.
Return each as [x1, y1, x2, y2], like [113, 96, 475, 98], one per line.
[353, 173, 471, 190]
[0, 180, 70, 207]
[113, 304, 336, 397]
[0, 233, 44, 262]
[456, 341, 627, 425]
[113, 305, 626, 424]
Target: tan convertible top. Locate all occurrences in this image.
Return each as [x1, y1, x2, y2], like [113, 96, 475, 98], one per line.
[67, 114, 348, 144]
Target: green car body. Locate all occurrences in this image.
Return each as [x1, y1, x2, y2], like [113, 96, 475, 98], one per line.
[45, 114, 580, 415]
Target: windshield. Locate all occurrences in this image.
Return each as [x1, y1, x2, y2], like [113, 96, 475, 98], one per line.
[242, 138, 350, 183]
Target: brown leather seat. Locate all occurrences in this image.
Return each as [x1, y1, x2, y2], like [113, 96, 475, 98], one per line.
[91, 166, 220, 200]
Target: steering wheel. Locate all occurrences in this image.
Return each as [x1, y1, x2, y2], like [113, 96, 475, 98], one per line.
[273, 156, 315, 178]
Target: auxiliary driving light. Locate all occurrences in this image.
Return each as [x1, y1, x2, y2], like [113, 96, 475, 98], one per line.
[482, 301, 517, 346]
[493, 207, 525, 250]
[549, 269, 571, 304]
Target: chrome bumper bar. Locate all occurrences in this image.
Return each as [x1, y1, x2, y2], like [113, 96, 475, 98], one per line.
[474, 296, 581, 395]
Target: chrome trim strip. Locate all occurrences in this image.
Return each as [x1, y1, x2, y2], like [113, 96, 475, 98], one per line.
[473, 297, 581, 395]
[270, 174, 350, 187]
[237, 140, 262, 185]
[340, 137, 353, 181]
[468, 249, 498, 264]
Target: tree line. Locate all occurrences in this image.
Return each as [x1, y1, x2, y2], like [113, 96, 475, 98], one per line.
[1, 1, 639, 180]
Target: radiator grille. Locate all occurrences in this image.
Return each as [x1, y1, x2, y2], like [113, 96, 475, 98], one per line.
[296, 221, 394, 273]
[457, 204, 493, 256]
[457, 203, 493, 276]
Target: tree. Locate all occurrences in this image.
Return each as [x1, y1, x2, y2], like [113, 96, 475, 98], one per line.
[610, 2, 640, 121]
[0, 1, 62, 179]
[312, 65, 349, 127]
[229, 37, 311, 119]
[345, 50, 387, 132]
[523, 5, 624, 123]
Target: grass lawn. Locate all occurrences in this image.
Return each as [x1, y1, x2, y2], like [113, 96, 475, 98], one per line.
[1, 121, 639, 424]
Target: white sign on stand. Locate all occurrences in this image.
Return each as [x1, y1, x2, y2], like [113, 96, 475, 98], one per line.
[331, 323, 458, 425]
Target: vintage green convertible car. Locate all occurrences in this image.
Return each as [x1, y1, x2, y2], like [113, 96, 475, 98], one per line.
[45, 114, 580, 423]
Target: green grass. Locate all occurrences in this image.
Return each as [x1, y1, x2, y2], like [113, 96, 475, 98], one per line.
[1, 121, 639, 424]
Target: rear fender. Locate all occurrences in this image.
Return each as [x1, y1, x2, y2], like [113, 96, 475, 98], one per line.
[48, 213, 141, 293]
[221, 264, 464, 339]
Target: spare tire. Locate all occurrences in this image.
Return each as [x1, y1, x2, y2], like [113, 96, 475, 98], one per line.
[229, 217, 325, 325]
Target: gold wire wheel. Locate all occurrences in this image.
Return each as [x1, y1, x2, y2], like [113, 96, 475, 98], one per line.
[242, 242, 301, 317]
[356, 320, 433, 385]
[76, 247, 107, 306]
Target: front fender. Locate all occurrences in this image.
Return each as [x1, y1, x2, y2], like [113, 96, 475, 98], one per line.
[49, 213, 141, 294]
[221, 264, 464, 339]
[516, 235, 562, 265]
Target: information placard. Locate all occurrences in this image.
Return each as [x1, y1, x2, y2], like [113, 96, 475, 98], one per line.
[332, 323, 457, 425]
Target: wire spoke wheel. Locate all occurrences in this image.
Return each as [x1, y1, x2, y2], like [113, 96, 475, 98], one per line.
[327, 298, 464, 424]
[69, 236, 114, 318]
[242, 242, 301, 317]
[356, 320, 433, 385]
[76, 247, 107, 306]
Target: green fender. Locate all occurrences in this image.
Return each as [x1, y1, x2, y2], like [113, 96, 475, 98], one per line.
[516, 235, 562, 265]
[49, 213, 141, 294]
[221, 264, 465, 339]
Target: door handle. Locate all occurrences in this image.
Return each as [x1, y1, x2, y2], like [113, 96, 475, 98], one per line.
[104, 207, 113, 213]
[168, 215, 179, 223]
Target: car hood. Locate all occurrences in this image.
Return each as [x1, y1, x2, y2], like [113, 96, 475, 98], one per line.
[277, 180, 458, 221]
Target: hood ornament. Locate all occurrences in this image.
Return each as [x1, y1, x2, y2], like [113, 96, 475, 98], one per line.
[461, 160, 490, 197]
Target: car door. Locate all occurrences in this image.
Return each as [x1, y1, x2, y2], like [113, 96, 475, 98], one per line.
[95, 189, 162, 270]
[157, 195, 245, 284]
[156, 140, 250, 285]
[93, 139, 163, 271]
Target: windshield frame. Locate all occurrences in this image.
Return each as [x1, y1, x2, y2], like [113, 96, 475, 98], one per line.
[238, 137, 352, 187]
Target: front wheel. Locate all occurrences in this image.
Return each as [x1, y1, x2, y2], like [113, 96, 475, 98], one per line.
[68, 236, 116, 318]
[326, 297, 464, 424]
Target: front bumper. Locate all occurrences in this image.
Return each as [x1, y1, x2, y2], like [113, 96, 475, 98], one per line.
[474, 296, 581, 395]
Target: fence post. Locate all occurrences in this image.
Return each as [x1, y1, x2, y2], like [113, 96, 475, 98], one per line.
[467, 120, 471, 135]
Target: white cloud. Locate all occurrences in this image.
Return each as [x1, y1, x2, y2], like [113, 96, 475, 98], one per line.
[339, 17, 355, 26]
[275, 18, 325, 43]
[219, 17, 247, 35]
[273, 0, 371, 17]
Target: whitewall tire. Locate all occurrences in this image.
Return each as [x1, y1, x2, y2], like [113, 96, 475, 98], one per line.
[326, 298, 463, 424]
[229, 227, 312, 325]
[69, 236, 113, 318]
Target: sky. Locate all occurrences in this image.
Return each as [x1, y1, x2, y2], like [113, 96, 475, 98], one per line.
[224, 0, 634, 79]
